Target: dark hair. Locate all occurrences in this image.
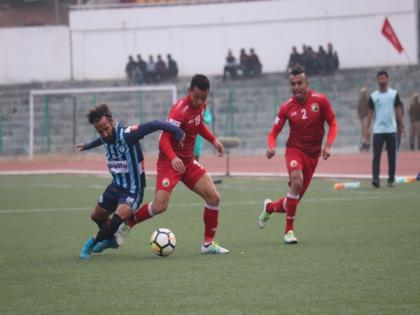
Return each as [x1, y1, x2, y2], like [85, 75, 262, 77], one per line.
[87, 104, 113, 124]
[189, 74, 210, 91]
[290, 66, 306, 76]
[377, 70, 389, 78]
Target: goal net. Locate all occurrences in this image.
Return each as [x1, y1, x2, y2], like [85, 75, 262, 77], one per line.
[29, 85, 177, 159]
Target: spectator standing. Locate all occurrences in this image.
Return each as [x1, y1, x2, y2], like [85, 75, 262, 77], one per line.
[366, 70, 405, 188]
[135, 54, 147, 85]
[316, 45, 327, 75]
[125, 55, 137, 85]
[409, 92, 420, 150]
[248, 48, 262, 77]
[287, 46, 302, 74]
[223, 50, 238, 81]
[357, 87, 371, 151]
[155, 54, 167, 82]
[166, 54, 178, 80]
[239, 48, 250, 77]
[326, 43, 339, 75]
[145, 55, 156, 83]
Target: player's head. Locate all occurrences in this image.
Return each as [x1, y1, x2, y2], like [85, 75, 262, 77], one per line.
[189, 74, 210, 109]
[289, 66, 308, 102]
[87, 104, 115, 143]
[376, 70, 389, 91]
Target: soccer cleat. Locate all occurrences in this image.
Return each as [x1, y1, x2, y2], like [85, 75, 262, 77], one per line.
[258, 199, 272, 229]
[283, 230, 298, 244]
[115, 223, 131, 246]
[387, 181, 395, 188]
[92, 238, 119, 253]
[79, 237, 95, 259]
[200, 241, 230, 254]
[372, 181, 380, 188]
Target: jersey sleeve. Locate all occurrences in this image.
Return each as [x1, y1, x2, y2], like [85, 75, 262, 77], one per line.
[394, 93, 403, 108]
[123, 120, 184, 144]
[158, 106, 186, 160]
[198, 123, 216, 143]
[368, 96, 375, 110]
[82, 137, 103, 150]
[321, 97, 338, 146]
[267, 104, 287, 150]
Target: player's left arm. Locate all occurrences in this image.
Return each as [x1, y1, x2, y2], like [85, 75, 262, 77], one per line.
[321, 97, 338, 160]
[124, 120, 185, 144]
[76, 137, 102, 151]
[198, 123, 223, 156]
[395, 93, 405, 136]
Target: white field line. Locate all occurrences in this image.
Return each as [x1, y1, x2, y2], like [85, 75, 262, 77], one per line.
[0, 169, 405, 179]
[0, 194, 414, 215]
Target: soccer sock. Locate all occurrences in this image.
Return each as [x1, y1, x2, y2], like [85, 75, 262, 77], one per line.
[127, 202, 154, 227]
[92, 216, 108, 229]
[94, 214, 123, 244]
[203, 204, 219, 244]
[285, 192, 300, 233]
[266, 197, 287, 214]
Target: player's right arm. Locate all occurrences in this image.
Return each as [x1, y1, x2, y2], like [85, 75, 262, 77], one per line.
[266, 105, 287, 159]
[76, 137, 102, 151]
[159, 107, 186, 173]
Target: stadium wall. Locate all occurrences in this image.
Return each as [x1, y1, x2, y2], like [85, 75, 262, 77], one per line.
[0, 0, 417, 84]
[0, 26, 71, 84]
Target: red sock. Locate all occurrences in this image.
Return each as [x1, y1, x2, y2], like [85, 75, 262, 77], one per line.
[127, 202, 153, 227]
[203, 205, 219, 243]
[285, 193, 299, 233]
[266, 197, 287, 214]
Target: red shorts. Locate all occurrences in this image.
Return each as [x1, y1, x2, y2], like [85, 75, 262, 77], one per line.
[285, 146, 319, 197]
[156, 157, 206, 192]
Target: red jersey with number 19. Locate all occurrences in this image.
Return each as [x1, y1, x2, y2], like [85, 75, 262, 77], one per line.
[268, 90, 337, 157]
[159, 95, 215, 162]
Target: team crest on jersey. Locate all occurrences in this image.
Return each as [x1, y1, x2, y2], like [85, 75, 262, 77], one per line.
[311, 103, 319, 112]
[119, 144, 126, 153]
[290, 160, 298, 168]
[162, 178, 170, 187]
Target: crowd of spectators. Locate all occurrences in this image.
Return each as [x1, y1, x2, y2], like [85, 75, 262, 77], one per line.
[223, 48, 262, 81]
[287, 43, 339, 76]
[125, 54, 178, 85]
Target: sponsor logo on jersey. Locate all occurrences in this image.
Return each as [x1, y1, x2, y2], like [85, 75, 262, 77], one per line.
[188, 119, 194, 125]
[108, 160, 128, 173]
[291, 111, 297, 117]
[290, 160, 298, 167]
[311, 103, 319, 112]
[162, 178, 170, 187]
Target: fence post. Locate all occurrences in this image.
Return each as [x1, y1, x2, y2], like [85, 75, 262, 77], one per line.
[43, 96, 51, 153]
[0, 112, 3, 154]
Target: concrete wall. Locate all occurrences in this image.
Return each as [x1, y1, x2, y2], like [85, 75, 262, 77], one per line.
[0, 0, 417, 84]
[70, 0, 418, 80]
[0, 27, 71, 84]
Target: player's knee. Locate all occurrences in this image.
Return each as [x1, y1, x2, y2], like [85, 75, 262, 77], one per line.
[290, 180, 303, 194]
[152, 200, 168, 215]
[206, 191, 220, 206]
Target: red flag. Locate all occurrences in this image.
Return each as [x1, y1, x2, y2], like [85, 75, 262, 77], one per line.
[381, 17, 404, 53]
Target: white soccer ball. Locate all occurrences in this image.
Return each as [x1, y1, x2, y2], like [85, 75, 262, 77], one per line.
[150, 228, 176, 257]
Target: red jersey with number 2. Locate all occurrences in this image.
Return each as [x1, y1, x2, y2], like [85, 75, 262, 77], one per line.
[268, 90, 337, 157]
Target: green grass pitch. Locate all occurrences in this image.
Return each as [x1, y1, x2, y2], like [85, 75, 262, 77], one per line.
[0, 174, 419, 314]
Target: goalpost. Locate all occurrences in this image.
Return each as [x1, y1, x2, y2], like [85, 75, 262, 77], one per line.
[28, 85, 177, 159]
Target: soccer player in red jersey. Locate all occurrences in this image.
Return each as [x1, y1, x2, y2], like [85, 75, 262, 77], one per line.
[258, 66, 338, 244]
[116, 74, 230, 254]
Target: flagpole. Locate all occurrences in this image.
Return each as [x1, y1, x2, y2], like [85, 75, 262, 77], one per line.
[402, 50, 412, 65]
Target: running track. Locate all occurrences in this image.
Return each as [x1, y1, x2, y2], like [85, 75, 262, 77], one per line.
[0, 151, 419, 179]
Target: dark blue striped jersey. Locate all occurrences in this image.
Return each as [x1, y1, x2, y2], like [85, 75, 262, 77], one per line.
[82, 120, 184, 195]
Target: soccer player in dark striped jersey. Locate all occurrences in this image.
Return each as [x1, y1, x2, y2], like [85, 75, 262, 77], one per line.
[77, 104, 184, 259]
